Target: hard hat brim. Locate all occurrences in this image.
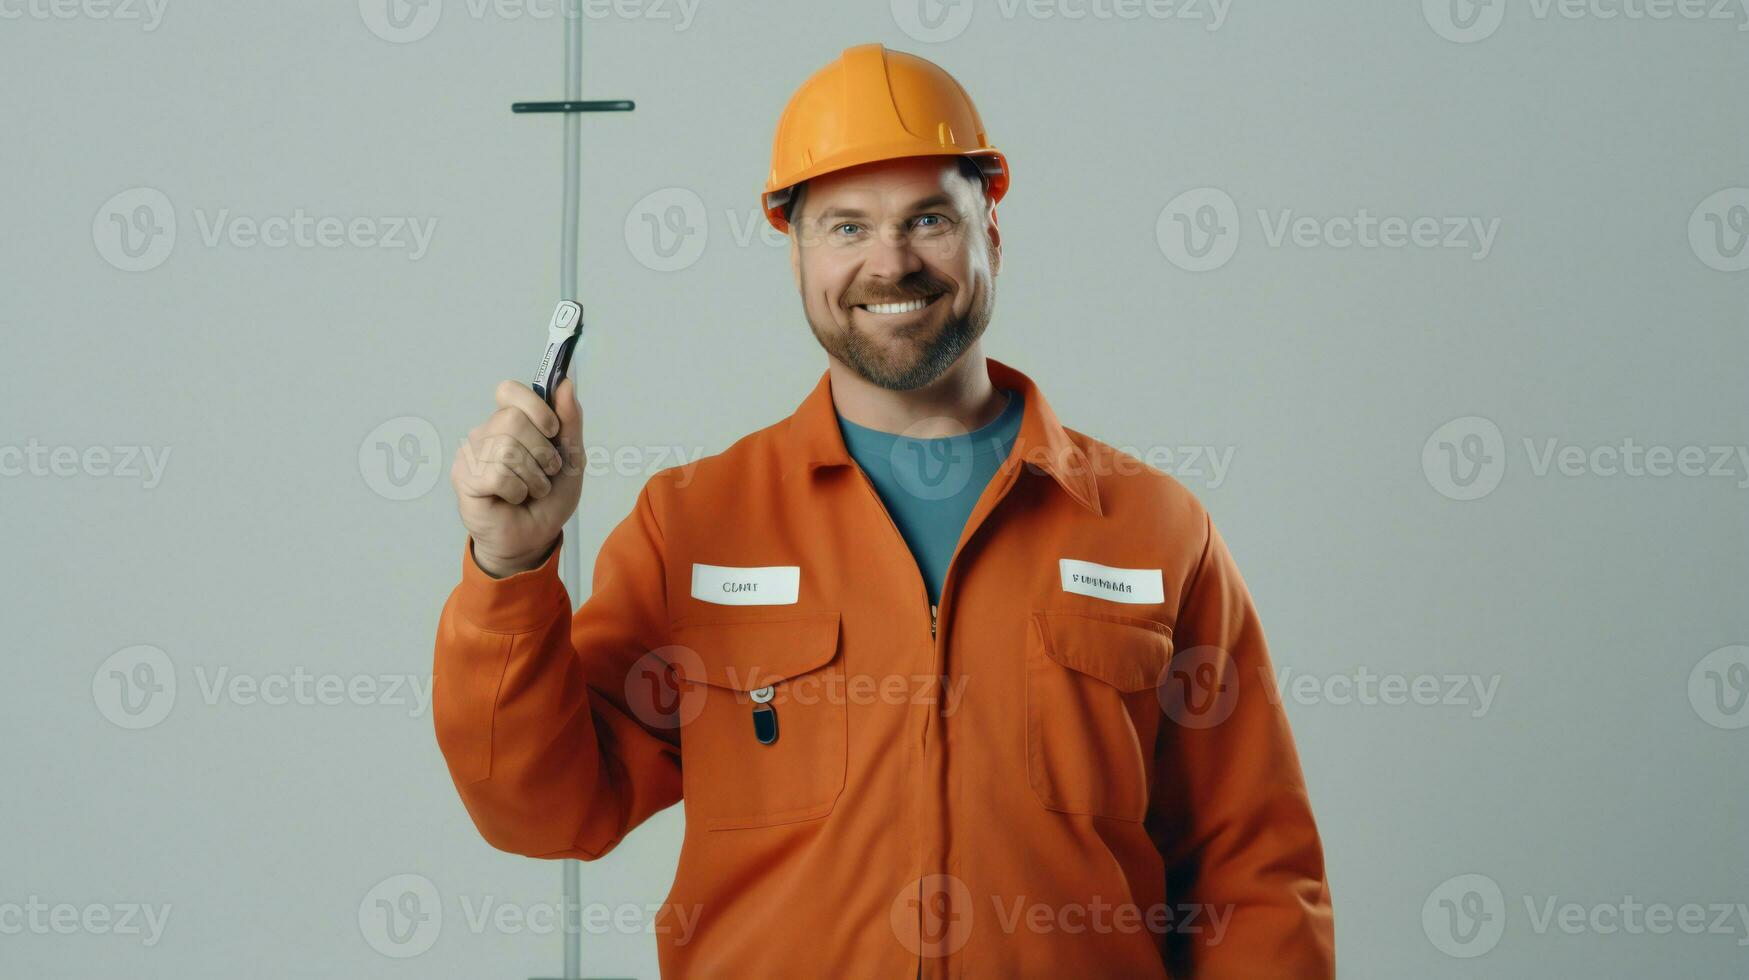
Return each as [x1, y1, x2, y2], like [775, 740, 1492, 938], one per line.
[763, 148, 1008, 233]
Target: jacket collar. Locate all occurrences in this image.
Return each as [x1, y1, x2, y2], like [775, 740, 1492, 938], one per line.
[776, 354, 1103, 516]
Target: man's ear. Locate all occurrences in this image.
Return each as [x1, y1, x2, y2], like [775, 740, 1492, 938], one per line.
[987, 205, 1002, 277]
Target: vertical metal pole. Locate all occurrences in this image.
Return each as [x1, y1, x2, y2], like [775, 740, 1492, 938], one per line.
[559, 1, 584, 977]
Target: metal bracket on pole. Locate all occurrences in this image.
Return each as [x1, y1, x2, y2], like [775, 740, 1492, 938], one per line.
[513, 100, 635, 113]
[513, 3, 633, 978]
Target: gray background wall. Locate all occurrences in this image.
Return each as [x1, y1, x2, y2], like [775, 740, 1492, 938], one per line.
[3, 1, 1745, 977]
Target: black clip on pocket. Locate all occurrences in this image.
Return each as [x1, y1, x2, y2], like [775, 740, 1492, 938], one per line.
[750, 685, 778, 745]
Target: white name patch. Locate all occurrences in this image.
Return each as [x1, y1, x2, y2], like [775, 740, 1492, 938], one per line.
[1059, 558, 1164, 604]
[690, 563, 800, 605]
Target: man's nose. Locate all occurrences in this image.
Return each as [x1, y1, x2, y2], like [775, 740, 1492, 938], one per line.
[862, 223, 924, 281]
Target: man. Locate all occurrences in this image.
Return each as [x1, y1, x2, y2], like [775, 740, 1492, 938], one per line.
[434, 43, 1334, 978]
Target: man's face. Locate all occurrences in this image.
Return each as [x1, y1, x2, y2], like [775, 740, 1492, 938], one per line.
[789, 155, 1001, 391]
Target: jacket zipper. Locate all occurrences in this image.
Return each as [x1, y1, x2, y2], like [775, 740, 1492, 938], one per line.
[846, 463, 939, 980]
[844, 453, 1023, 980]
[846, 458, 1020, 664]
[846, 463, 936, 644]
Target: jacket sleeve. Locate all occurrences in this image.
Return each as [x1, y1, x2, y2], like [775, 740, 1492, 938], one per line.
[1147, 512, 1336, 979]
[431, 479, 682, 860]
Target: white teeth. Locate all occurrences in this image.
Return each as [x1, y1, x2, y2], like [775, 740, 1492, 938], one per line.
[859, 297, 932, 315]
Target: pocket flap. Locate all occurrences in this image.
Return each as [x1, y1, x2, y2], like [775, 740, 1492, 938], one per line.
[669, 611, 841, 692]
[1032, 610, 1172, 692]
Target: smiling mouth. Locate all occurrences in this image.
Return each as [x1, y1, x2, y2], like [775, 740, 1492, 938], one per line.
[852, 294, 945, 317]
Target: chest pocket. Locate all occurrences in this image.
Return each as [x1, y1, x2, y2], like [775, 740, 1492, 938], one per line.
[670, 610, 846, 831]
[1026, 609, 1173, 822]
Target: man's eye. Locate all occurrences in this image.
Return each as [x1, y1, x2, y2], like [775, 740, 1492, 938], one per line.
[833, 222, 863, 236]
[913, 214, 948, 231]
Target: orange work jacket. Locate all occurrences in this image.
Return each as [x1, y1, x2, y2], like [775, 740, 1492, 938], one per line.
[432, 355, 1335, 978]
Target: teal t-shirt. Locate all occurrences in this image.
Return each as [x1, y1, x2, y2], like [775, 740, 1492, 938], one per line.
[836, 388, 1025, 606]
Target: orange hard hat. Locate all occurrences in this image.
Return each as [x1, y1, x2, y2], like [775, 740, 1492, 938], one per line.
[762, 43, 1009, 233]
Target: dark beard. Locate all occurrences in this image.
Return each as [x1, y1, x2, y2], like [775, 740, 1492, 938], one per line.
[803, 272, 993, 391]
